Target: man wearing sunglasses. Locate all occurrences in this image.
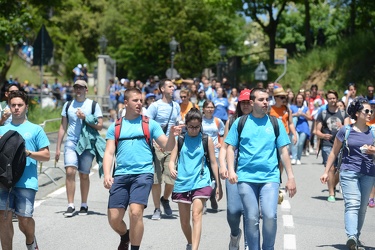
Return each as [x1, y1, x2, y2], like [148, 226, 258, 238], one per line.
[55, 80, 103, 217]
[270, 88, 298, 173]
[316, 90, 350, 202]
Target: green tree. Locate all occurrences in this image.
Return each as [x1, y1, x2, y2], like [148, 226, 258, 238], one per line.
[101, 0, 245, 79]
[241, 0, 289, 63]
[0, 1, 33, 82]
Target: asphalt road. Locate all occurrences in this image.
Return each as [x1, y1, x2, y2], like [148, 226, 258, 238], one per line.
[10, 127, 375, 249]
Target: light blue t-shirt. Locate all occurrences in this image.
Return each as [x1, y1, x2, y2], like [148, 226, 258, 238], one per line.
[0, 121, 50, 191]
[225, 114, 290, 183]
[213, 97, 229, 121]
[106, 116, 164, 175]
[202, 117, 225, 157]
[174, 133, 211, 193]
[146, 99, 181, 136]
[62, 99, 103, 142]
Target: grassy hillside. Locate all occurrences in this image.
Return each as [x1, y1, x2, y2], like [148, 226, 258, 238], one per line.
[6, 56, 44, 86]
[274, 31, 375, 96]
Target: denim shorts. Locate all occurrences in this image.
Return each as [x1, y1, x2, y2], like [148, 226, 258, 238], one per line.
[322, 145, 338, 167]
[108, 173, 153, 209]
[0, 187, 36, 217]
[64, 140, 95, 174]
[172, 186, 213, 204]
[108, 99, 117, 110]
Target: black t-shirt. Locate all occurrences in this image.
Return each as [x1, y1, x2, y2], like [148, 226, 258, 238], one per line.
[316, 108, 348, 147]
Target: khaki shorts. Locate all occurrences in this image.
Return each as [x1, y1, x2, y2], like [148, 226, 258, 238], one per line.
[153, 148, 175, 185]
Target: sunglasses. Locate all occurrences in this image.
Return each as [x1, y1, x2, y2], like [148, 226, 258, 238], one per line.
[187, 125, 201, 130]
[362, 109, 374, 115]
[276, 96, 286, 100]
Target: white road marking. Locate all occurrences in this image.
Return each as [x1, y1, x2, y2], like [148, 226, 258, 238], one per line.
[283, 214, 294, 228]
[284, 234, 296, 250]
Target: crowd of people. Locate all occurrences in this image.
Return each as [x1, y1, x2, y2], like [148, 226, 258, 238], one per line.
[1, 75, 75, 109]
[0, 74, 375, 250]
[102, 78, 375, 250]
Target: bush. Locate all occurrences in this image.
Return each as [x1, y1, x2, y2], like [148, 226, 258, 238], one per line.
[27, 105, 62, 133]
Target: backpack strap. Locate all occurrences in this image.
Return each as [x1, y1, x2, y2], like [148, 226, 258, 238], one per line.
[114, 115, 151, 149]
[65, 100, 72, 123]
[177, 133, 185, 160]
[114, 117, 123, 149]
[142, 116, 151, 146]
[214, 117, 223, 144]
[91, 100, 97, 115]
[269, 115, 280, 140]
[269, 115, 282, 182]
[214, 117, 220, 130]
[235, 115, 248, 172]
[342, 125, 351, 155]
[321, 109, 327, 125]
[237, 115, 248, 138]
[228, 116, 236, 131]
[65, 100, 96, 123]
[202, 134, 214, 180]
[176, 133, 214, 180]
[113, 115, 152, 176]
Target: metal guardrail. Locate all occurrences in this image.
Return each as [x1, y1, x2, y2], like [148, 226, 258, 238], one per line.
[39, 118, 61, 129]
[39, 117, 65, 185]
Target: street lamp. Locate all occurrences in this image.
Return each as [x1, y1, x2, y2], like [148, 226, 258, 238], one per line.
[219, 45, 227, 58]
[218, 45, 227, 82]
[98, 35, 108, 54]
[169, 37, 179, 79]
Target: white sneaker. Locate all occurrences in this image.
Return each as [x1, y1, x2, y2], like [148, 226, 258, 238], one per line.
[229, 228, 242, 250]
[296, 160, 301, 165]
[305, 151, 310, 156]
[291, 159, 296, 165]
[151, 208, 162, 220]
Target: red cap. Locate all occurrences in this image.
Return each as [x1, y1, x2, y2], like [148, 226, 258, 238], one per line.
[238, 88, 251, 102]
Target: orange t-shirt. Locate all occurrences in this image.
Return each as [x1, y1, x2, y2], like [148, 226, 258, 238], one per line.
[367, 117, 375, 126]
[180, 102, 199, 121]
[270, 105, 290, 134]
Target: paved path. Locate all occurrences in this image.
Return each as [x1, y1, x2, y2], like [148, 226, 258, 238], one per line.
[10, 123, 375, 249]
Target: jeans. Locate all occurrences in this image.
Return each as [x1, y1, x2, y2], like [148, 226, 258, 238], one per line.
[339, 170, 375, 238]
[238, 182, 279, 250]
[291, 132, 307, 160]
[288, 133, 298, 158]
[226, 179, 247, 247]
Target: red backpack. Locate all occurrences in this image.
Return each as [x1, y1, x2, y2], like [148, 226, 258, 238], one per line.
[114, 115, 151, 149]
[113, 115, 153, 176]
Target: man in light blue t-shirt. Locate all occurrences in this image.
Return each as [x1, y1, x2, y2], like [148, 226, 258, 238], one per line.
[55, 80, 103, 217]
[103, 88, 183, 250]
[146, 79, 181, 220]
[0, 90, 50, 250]
[225, 88, 297, 250]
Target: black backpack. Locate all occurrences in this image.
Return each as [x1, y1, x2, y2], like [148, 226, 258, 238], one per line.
[234, 114, 280, 171]
[177, 133, 215, 180]
[65, 100, 97, 123]
[0, 130, 27, 189]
